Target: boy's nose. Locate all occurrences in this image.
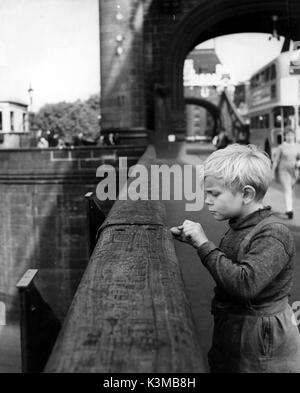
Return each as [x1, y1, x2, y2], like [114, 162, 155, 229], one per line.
[204, 195, 211, 205]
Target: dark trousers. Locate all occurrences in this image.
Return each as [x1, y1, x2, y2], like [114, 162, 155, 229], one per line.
[209, 298, 300, 373]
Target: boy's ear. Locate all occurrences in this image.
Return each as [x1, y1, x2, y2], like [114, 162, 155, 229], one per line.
[242, 185, 256, 204]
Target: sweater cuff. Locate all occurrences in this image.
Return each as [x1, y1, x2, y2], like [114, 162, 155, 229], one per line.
[197, 241, 217, 263]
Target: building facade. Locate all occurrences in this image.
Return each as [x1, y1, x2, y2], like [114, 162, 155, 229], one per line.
[184, 48, 222, 139]
[0, 99, 29, 149]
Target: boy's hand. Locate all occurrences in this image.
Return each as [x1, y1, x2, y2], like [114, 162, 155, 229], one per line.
[170, 219, 208, 248]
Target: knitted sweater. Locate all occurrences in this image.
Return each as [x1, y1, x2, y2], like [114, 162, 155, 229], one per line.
[197, 206, 295, 307]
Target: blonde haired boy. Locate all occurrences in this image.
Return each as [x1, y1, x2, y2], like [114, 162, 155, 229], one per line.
[171, 144, 300, 373]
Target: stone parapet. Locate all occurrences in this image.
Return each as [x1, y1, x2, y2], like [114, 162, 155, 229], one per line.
[0, 145, 146, 323]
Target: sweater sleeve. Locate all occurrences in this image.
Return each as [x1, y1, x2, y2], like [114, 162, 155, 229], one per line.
[197, 224, 294, 302]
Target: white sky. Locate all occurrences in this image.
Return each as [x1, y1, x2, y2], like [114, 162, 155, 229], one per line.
[0, 0, 100, 111]
[197, 33, 285, 83]
[0, 1, 287, 111]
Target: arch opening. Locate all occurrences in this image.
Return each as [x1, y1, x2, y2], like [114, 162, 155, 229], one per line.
[163, 0, 300, 136]
[183, 32, 286, 143]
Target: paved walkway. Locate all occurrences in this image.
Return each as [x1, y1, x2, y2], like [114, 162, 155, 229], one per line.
[0, 324, 21, 372]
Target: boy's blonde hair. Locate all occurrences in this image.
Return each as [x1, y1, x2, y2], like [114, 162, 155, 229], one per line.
[204, 144, 272, 200]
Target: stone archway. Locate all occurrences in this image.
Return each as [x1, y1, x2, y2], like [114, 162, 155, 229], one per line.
[162, 0, 300, 137]
[185, 97, 222, 137]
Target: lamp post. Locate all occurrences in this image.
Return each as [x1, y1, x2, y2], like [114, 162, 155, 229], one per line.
[268, 15, 280, 41]
[27, 83, 35, 138]
[28, 83, 34, 112]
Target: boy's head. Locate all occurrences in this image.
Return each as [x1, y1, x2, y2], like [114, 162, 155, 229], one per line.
[203, 144, 272, 220]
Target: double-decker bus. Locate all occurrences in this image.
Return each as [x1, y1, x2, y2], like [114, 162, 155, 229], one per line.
[248, 50, 300, 160]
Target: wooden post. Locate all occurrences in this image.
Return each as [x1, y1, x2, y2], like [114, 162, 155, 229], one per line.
[16, 269, 61, 373]
[84, 192, 107, 256]
[17, 269, 38, 373]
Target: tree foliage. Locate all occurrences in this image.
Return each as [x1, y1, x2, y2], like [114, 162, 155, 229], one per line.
[31, 94, 101, 144]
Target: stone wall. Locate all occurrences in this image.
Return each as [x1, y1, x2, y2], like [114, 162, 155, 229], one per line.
[99, 0, 152, 131]
[0, 145, 146, 322]
[99, 0, 206, 134]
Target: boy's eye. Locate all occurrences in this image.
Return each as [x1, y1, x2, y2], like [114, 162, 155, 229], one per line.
[205, 191, 220, 197]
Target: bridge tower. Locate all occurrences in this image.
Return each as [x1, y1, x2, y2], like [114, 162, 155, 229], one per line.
[99, 0, 150, 143]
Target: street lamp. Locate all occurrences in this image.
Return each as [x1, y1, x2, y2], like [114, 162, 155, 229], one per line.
[268, 15, 280, 41]
[28, 83, 34, 112]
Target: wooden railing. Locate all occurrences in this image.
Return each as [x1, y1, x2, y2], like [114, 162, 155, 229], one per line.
[44, 145, 204, 373]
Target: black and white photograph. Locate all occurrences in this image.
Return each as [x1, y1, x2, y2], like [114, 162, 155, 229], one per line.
[0, 0, 300, 379]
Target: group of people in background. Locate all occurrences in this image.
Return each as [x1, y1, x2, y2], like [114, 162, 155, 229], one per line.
[100, 132, 120, 146]
[37, 129, 66, 149]
[212, 128, 248, 150]
[36, 130, 120, 149]
[212, 128, 233, 150]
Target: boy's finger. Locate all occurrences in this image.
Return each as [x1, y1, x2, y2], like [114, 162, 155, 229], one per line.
[170, 227, 182, 235]
[183, 219, 193, 225]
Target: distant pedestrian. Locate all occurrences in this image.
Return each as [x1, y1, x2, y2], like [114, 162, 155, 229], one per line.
[213, 128, 232, 150]
[113, 132, 120, 145]
[57, 138, 66, 149]
[236, 129, 249, 145]
[272, 128, 300, 219]
[37, 136, 49, 148]
[72, 133, 83, 146]
[103, 133, 111, 146]
[108, 132, 115, 145]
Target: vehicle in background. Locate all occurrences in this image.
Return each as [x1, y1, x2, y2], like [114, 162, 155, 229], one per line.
[248, 50, 300, 161]
[185, 135, 211, 143]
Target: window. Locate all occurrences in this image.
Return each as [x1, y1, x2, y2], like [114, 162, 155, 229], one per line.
[250, 74, 260, 88]
[271, 84, 276, 99]
[250, 114, 269, 129]
[264, 114, 270, 128]
[10, 111, 14, 131]
[258, 114, 269, 128]
[264, 67, 270, 82]
[250, 116, 259, 129]
[273, 106, 295, 128]
[0, 112, 2, 131]
[270, 64, 276, 80]
[22, 113, 26, 131]
[273, 111, 282, 128]
[250, 116, 257, 128]
[250, 64, 276, 89]
[284, 106, 295, 128]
